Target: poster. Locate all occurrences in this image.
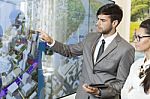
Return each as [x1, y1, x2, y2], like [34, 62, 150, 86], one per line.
[38, 0, 113, 99]
[130, 0, 150, 60]
[0, 0, 38, 98]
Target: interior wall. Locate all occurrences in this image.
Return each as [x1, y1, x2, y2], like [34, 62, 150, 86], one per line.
[114, 0, 131, 42]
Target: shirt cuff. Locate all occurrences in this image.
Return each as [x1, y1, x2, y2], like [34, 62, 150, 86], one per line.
[47, 40, 55, 47]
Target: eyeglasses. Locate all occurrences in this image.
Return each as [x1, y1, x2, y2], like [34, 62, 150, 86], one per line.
[133, 34, 150, 42]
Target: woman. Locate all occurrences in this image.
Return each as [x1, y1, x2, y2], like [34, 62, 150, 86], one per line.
[121, 19, 150, 99]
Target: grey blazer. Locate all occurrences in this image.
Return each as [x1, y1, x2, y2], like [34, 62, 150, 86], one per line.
[51, 32, 135, 99]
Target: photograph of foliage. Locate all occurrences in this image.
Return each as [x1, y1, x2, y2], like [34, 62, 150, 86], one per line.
[130, 0, 150, 42]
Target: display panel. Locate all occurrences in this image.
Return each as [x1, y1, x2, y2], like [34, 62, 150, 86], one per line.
[37, 0, 114, 99]
[0, 0, 38, 98]
[0, 0, 114, 98]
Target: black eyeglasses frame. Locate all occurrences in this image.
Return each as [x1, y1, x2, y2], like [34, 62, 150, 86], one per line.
[133, 34, 150, 42]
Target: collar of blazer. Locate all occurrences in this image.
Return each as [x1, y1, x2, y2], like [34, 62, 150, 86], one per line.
[91, 33, 102, 63]
[94, 33, 122, 65]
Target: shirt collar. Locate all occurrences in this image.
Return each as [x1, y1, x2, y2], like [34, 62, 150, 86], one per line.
[100, 32, 118, 43]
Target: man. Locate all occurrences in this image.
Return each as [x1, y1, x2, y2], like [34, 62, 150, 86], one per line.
[38, 3, 135, 99]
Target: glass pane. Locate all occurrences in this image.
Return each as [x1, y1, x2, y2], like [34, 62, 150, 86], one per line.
[37, 0, 113, 99]
[0, 0, 38, 98]
[0, 0, 114, 98]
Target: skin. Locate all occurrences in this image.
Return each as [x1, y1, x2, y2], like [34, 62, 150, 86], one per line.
[148, 89, 150, 94]
[37, 14, 119, 96]
[96, 14, 118, 38]
[134, 27, 150, 61]
[82, 84, 100, 96]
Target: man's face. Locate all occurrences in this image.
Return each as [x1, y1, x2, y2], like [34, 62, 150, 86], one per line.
[96, 14, 113, 34]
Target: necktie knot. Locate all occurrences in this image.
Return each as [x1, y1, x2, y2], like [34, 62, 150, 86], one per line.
[102, 39, 105, 45]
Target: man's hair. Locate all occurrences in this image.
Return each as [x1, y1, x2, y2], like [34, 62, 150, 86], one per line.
[96, 3, 123, 25]
[140, 19, 150, 35]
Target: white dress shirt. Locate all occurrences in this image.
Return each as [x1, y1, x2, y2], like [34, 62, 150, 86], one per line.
[121, 57, 150, 99]
[93, 32, 117, 63]
[46, 40, 55, 47]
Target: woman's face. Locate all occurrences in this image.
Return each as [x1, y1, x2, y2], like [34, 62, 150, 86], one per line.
[134, 27, 150, 52]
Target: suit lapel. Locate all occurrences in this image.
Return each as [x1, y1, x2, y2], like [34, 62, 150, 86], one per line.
[95, 34, 121, 65]
[91, 33, 102, 64]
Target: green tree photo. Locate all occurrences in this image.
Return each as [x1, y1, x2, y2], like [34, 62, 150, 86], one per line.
[131, 0, 149, 21]
[130, 0, 150, 42]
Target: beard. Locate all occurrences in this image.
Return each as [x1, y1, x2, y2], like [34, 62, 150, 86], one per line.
[99, 26, 113, 35]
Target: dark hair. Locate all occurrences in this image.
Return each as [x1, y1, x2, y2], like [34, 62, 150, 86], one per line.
[141, 67, 150, 94]
[140, 19, 150, 35]
[96, 3, 123, 24]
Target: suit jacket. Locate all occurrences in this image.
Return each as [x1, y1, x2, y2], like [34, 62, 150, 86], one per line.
[51, 32, 135, 99]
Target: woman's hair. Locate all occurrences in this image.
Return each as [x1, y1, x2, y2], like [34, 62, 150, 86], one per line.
[140, 19, 150, 94]
[141, 67, 150, 94]
[140, 19, 150, 35]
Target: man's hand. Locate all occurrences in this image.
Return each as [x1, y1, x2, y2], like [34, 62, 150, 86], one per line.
[36, 30, 53, 44]
[82, 84, 100, 96]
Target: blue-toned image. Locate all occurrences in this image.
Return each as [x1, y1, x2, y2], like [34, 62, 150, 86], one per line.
[37, 0, 113, 99]
[0, 0, 38, 98]
[0, 0, 114, 99]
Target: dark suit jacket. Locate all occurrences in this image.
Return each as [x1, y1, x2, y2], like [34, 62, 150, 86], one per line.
[51, 32, 135, 99]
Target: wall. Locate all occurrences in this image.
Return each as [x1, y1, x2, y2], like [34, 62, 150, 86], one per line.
[114, 0, 131, 42]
